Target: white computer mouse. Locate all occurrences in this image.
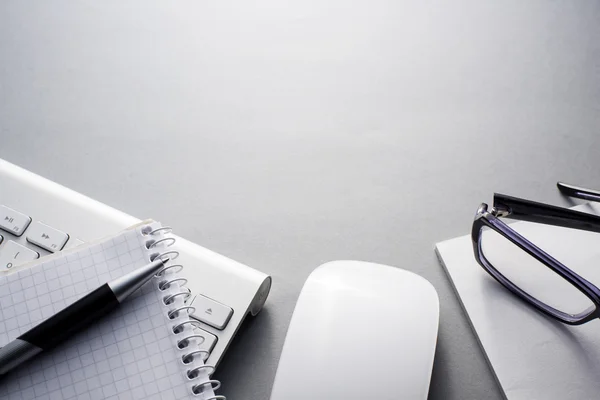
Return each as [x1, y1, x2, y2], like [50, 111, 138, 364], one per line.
[270, 260, 439, 400]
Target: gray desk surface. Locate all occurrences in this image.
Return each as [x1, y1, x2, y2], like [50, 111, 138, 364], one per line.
[1, 1, 599, 399]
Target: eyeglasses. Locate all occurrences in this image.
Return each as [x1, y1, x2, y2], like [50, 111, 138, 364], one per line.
[472, 182, 600, 325]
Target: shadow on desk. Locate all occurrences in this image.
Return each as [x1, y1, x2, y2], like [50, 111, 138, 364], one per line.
[214, 306, 280, 400]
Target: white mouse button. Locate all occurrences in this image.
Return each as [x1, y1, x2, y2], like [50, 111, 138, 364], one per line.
[270, 261, 439, 400]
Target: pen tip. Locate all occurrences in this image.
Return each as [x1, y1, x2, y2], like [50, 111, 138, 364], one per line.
[109, 259, 170, 302]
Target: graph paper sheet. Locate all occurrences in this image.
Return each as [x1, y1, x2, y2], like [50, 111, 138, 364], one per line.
[436, 203, 600, 400]
[0, 223, 215, 400]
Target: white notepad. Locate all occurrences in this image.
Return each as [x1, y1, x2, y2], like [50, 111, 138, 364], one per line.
[0, 222, 219, 400]
[436, 203, 600, 400]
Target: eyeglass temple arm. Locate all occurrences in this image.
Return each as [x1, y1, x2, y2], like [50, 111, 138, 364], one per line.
[493, 193, 600, 234]
[557, 182, 600, 203]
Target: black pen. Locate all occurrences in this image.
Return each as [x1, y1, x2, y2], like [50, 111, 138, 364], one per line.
[0, 258, 166, 375]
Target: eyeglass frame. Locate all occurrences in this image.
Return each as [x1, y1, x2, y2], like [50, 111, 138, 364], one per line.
[472, 182, 600, 325]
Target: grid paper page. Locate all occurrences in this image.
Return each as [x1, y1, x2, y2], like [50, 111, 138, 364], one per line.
[0, 224, 215, 400]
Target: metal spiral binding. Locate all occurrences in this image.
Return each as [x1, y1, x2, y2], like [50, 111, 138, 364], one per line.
[143, 224, 225, 399]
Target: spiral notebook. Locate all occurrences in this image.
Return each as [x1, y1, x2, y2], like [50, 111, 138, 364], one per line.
[0, 221, 223, 400]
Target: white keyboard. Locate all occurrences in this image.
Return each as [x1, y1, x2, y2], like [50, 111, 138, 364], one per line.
[0, 204, 85, 270]
[0, 158, 272, 369]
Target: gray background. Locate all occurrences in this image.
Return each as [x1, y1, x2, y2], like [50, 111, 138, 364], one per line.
[1, 1, 599, 399]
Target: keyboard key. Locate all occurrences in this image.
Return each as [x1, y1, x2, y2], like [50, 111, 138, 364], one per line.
[0, 241, 39, 271]
[26, 221, 69, 252]
[0, 205, 32, 237]
[0, 234, 3, 245]
[193, 326, 218, 355]
[190, 294, 233, 330]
